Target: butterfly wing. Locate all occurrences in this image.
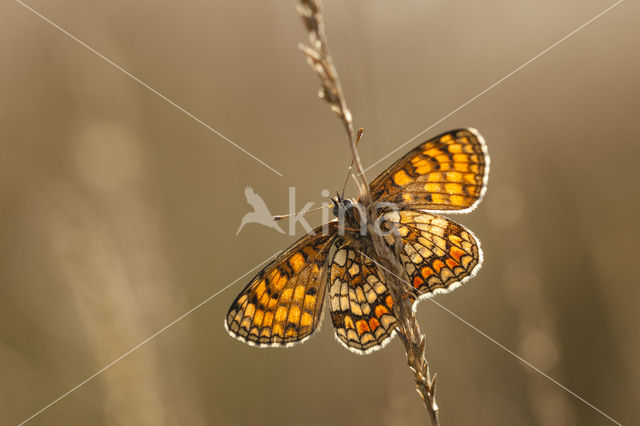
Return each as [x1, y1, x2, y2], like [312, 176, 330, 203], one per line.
[328, 240, 399, 354]
[370, 128, 489, 212]
[380, 210, 482, 298]
[226, 224, 337, 347]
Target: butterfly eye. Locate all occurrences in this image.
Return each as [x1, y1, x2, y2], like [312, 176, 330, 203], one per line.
[331, 197, 353, 218]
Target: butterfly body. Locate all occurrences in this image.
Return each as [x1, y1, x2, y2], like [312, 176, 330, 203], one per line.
[226, 128, 489, 354]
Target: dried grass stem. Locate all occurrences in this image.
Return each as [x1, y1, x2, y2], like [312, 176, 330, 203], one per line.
[297, 1, 439, 424]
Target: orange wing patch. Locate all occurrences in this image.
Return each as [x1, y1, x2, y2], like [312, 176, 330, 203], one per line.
[226, 224, 337, 347]
[328, 242, 398, 354]
[369, 128, 489, 212]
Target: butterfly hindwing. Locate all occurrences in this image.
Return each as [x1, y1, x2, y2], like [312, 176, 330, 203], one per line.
[370, 128, 489, 212]
[328, 242, 399, 354]
[380, 210, 482, 297]
[226, 224, 337, 347]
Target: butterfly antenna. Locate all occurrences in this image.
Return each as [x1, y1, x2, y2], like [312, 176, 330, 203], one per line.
[339, 159, 354, 198]
[273, 204, 330, 222]
[340, 128, 364, 198]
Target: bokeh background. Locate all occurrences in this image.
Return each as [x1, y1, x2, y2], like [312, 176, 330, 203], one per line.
[1, 0, 638, 425]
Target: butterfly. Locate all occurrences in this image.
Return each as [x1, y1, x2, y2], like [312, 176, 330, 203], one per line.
[225, 128, 489, 354]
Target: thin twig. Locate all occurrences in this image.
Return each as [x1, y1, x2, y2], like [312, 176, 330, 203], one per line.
[296, 1, 439, 424]
[296, 0, 369, 202]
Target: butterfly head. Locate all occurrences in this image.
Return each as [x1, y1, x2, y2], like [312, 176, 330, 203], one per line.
[330, 193, 352, 216]
[330, 194, 367, 232]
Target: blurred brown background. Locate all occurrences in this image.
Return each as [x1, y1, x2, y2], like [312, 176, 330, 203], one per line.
[1, 0, 638, 425]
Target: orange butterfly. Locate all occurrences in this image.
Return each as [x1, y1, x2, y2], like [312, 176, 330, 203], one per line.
[226, 128, 489, 353]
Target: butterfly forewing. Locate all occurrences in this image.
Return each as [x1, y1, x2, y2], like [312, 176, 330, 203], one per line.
[226, 224, 337, 347]
[380, 210, 482, 297]
[329, 241, 399, 353]
[369, 128, 489, 212]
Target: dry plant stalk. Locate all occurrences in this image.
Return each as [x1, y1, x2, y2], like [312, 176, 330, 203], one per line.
[297, 1, 439, 424]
